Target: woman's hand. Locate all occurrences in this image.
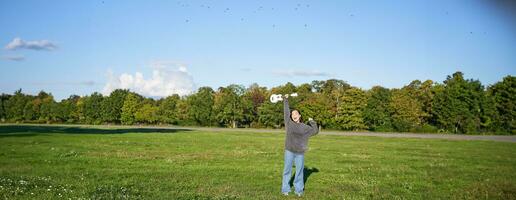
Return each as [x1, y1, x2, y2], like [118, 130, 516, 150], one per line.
[283, 94, 289, 99]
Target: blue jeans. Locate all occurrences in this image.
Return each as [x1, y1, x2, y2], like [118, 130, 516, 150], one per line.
[281, 150, 304, 194]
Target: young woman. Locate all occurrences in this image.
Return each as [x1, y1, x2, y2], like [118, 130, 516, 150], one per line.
[281, 94, 319, 196]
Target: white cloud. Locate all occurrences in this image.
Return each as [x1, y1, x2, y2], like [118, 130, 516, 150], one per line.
[5, 37, 58, 51]
[102, 63, 195, 97]
[2, 55, 25, 61]
[273, 69, 330, 77]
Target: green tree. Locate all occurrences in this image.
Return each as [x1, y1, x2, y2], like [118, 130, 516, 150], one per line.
[81, 92, 104, 124]
[258, 102, 283, 128]
[312, 79, 351, 129]
[0, 94, 10, 122]
[59, 95, 80, 123]
[23, 100, 36, 121]
[76, 97, 85, 123]
[298, 93, 333, 129]
[403, 80, 435, 124]
[389, 89, 425, 132]
[175, 97, 190, 125]
[478, 91, 497, 133]
[487, 75, 515, 134]
[432, 72, 486, 134]
[311, 79, 350, 94]
[39, 92, 57, 123]
[213, 84, 253, 128]
[363, 86, 393, 131]
[5, 89, 28, 122]
[243, 83, 268, 128]
[157, 94, 180, 124]
[297, 83, 313, 95]
[101, 89, 129, 124]
[187, 87, 215, 126]
[135, 103, 159, 124]
[121, 92, 141, 125]
[336, 87, 368, 130]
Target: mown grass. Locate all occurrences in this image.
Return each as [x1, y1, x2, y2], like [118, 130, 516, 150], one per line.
[0, 125, 515, 199]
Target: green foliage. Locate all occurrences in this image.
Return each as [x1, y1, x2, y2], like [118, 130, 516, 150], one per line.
[389, 89, 425, 132]
[311, 79, 350, 94]
[39, 93, 57, 123]
[157, 94, 180, 124]
[175, 98, 191, 125]
[59, 95, 80, 123]
[187, 87, 215, 126]
[258, 101, 283, 128]
[121, 93, 141, 125]
[0, 94, 10, 121]
[363, 86, 393, 131]
[403, 80, 435, 124]
[310, 79, 351, 129]
[336, 87, 368, 130]
[432, 72, 489, 134]
[414, 124, 439, 133]
[23, 100, 36, 121]
[213, 85, 253, 128]
[135, 103, 159, 124]
[488, 75, 516, 134]
[81, 92, 104, 124]
[243, 84, 268, 128]
[101, 89, 129, 124]
[298, 93, 333, 129]
[0, 72, 514, 134]
[5, 89, 28, 122]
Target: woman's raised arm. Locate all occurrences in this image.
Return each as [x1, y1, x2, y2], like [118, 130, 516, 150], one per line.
[283, 96, 291, 125]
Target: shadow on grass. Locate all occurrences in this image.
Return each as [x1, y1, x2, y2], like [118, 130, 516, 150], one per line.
[0, 125, 192, 137]
[289, 166, 319, 189]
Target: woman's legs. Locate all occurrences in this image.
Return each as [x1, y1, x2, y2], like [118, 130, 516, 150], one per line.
[293, 153, 305, 194]
[281, 150, 294, 193]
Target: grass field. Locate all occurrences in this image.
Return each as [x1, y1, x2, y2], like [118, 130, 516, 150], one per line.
[0, 125, 515, 199]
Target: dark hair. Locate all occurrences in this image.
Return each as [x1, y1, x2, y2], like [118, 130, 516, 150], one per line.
[290, 109, 303, 123]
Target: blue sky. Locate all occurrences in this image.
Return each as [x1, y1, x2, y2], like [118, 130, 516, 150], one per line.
[1, 0, 515, 100]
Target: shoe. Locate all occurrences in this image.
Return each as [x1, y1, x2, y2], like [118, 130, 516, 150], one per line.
[295, 192, 303, 197]
[282, 192, 289, 196]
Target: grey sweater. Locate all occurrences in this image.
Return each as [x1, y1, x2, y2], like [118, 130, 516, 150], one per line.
[283, 98, 319, 154]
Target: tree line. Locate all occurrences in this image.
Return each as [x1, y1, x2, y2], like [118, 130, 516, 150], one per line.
[0, 72, 514, 134]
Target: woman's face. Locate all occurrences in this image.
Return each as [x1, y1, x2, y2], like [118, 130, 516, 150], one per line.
[291, 110, 301, 123]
